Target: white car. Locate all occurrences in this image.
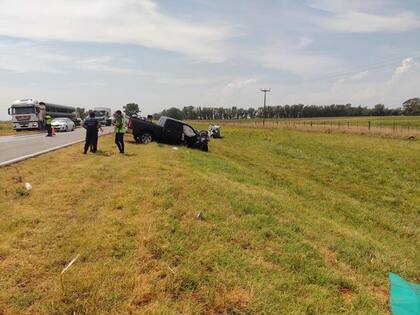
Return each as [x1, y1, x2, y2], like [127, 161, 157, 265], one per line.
[51, 118, 75, 132]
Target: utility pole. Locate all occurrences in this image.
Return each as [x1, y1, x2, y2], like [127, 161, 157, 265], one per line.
[260, 88, 271, 126]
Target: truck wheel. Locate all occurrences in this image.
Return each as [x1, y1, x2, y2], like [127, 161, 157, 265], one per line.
[140, 132, 153, 144]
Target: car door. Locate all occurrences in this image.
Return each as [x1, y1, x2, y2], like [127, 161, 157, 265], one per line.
[163, 120, 183, 144]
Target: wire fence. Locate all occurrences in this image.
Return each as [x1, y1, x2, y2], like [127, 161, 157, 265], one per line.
[194, 119, 420, 138]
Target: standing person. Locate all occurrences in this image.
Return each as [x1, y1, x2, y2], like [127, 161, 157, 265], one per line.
[113, 110, 126, 154]
[45, 114, 53, 137]
[83, 111, 102, 154]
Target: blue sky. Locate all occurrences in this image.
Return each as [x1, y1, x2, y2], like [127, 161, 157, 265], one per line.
[1, 0, 420, 119]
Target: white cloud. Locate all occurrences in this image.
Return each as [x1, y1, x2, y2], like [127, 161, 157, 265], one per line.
[322, 11, 420, 33]
[281, 57, 420, 107]
[309, 0, 420, 33]
[393, 57, 418, 76]
[220, 78, 259, 105]
[308, 0, 394, 14]
[226, 78, 257, 89]
[0, 41, 148, 75]
[336, 70, 369, 83]
[0, 0, 234, 62]
[262, 52, 341, 77]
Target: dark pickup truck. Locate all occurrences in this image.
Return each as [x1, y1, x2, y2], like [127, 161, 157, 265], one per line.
[128, 116, 209, 151]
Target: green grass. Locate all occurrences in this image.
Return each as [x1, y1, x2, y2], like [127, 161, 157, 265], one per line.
[0, 127, 419, 314]
[205, 116, 420, 130]
[292, 116, 420, 128]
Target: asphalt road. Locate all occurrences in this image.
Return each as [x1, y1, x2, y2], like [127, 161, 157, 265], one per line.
[0, 127, 113, 166]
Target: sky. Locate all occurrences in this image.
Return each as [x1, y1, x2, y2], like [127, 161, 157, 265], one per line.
[0, 0, 420, 119]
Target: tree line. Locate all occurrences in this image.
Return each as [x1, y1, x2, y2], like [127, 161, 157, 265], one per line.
[153, 98, 420, 120]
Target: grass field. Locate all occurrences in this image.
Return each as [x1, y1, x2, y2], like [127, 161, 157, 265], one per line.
[287, 116, 420, 129]
[209, 116, 420, 128]
[0, 121, 41, 136]
[0, 126, 419, 314]
[0, 121, 13, 136]
[203, 116, 420, 137]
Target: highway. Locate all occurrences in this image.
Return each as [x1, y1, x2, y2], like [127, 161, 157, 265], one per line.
[0, 127, 113, 167]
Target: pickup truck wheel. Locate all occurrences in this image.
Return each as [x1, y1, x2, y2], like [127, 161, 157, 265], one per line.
[140, 132, 153, 144]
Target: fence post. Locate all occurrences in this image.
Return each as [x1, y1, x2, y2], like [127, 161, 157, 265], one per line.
[368, 121, 371, 130]
[311, 121, 313, 128]
[347, 121, 350, 129]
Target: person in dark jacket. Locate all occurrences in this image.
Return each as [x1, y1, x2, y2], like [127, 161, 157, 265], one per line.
[83, 111, 102, 154]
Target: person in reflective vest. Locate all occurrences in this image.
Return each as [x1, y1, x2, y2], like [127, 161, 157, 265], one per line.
[83, 110, 102, 154]
[113, 110, 126, 154]
[45, 115, 53, 137]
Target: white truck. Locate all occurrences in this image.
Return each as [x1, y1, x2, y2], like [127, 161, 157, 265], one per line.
[8, 98, 76, 131]
[93, 107, 112, 126]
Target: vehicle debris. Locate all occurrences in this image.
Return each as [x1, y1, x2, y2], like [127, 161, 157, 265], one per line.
[60, 254, 80, 291]
[24, 183, 32, 190]
[196, 212, 204, 220]
[208, 124, 222, 138]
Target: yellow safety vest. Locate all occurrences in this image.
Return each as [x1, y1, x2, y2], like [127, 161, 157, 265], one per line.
[46, 116, 52, 124]
[114, 117, 126, 134]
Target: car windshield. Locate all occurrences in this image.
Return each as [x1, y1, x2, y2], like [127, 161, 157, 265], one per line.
[183, 125, 196, 137]
[94, 111, 106, 116]
[12, 106, 34, 115]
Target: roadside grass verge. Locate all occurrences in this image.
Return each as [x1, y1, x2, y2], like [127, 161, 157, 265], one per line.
[0, 121, 41, 136]
[0, 121, 13, 136]
[0, 128, 419, 314]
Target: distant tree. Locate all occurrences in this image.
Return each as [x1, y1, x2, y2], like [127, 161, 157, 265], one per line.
[76, 107, 87, 120]
[153, 103, 409, 120]
[123, 103, 140, 117]
[372, 104, 386, 116]
[403, 98, 420, 115]
[162, 107, 184, 120]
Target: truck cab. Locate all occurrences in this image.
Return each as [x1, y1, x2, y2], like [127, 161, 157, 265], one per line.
[93, 107, 112, 126]
[8, 99, 46, 130]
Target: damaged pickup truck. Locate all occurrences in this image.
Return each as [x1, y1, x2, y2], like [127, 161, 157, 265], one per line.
[127, 116, 209, 151]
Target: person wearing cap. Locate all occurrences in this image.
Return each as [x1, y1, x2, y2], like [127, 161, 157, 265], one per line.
[83, 111, 102, 154]
[113, 110, 126, 154]
[45, 114, 53, 137]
